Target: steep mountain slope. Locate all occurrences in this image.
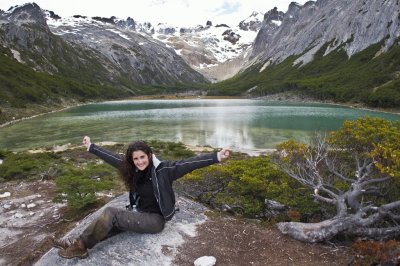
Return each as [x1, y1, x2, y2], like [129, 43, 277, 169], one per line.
[0, 3, 110, 82]
[45, 13, 207, 85]
[252, 0, 400, 65]
[0, 3, 208, 89]
[151, 12, 263, 81]
[211, 0, 400, 108]
[45, 11, 264, 82]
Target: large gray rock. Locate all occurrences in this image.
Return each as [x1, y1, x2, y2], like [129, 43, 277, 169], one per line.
[36, 194, 207, 266]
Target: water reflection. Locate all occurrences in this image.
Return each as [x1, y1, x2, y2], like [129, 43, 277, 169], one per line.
[0, 99, 398, 151]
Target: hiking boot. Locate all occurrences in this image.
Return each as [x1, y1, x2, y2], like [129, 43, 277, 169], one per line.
[50, 235, 74, 249]
[58, 239, 88, 259]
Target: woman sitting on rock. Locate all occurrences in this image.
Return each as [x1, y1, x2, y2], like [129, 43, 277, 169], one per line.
[52, 136, 231, 259]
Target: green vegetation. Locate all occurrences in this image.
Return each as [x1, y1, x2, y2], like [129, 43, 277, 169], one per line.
[0, 43, 207, 116]
[148, 140, 195, 160]
[208, 39, 400, 108]
[0, 140, 197, 215]
[274, 117, 400, 240]
[0, 150, 61, 182]
[176, 155, 319, 221]
[0, 46, 132, 108]
[1, 117, 398, 226]
[329, 117, 400, 180]
[54, 166, 116, 213]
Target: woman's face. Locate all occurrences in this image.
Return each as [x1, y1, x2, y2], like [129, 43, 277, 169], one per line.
[132, 150, 150, 171]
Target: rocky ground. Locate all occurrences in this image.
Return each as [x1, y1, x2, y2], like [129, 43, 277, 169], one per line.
[0, 179, 120, 266]
[174, 213, 353, 266]
[0, 178, 358, 266]
[0, 180, 67, 265]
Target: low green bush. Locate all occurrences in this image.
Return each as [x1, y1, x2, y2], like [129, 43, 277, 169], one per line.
[0, 151, 60, 181]
[149, 140, 195, 160]
[54, 165, 117, 213]
[177, 155, 320, 220]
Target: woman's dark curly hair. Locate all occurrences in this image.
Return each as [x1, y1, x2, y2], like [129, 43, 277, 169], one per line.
[119, 141, 153, 191]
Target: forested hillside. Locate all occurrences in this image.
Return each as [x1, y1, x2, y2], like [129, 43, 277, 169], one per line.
[209, 39, 400, 108]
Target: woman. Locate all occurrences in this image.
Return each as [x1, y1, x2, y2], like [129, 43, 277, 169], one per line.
[53, 136, 231, 259]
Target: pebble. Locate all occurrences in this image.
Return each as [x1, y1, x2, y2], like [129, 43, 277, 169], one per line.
[0, 159, 3, 165]
[0, 191, 11, 198]
[14, 213, 24, 218]
[21, 204, 26, 208]
[27, 203, 36, 208]
[29, 212, 35, 216]
[194, 256, 216, 266]
[3, 204, 11, 209]
[39, 212, 44, 217]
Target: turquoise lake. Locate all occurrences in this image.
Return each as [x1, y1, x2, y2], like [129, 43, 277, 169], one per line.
[0, 99, 399, 151]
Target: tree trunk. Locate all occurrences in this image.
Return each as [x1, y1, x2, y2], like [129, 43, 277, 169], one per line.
[346, 226, 400, 240]
[277, 217, 354, 243]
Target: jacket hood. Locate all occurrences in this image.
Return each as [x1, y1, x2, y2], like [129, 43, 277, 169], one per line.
[152, 154, 161, 168]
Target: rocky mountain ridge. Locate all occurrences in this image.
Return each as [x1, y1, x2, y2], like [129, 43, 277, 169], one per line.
[208, 0, 400, 108]
[251, 0, 400, 67]
[0, 3, 208, 88]
[1, 1, 399, 108]
[44, 10, 264, 82]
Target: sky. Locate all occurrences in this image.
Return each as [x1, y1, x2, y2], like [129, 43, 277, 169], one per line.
[0, 0, 310, 27]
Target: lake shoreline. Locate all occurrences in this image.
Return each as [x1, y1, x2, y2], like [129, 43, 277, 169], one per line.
[0, 93, 399, 129]
[254, 92, 400, 115]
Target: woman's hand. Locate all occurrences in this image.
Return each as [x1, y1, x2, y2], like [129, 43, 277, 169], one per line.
[82, 136, 91, 150]
[218, 148, 231, 162]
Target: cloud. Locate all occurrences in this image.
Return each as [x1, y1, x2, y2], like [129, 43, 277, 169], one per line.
[213, 1, 241, 16]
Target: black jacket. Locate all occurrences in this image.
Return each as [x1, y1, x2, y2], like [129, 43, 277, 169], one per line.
[88, 143, 219, 221]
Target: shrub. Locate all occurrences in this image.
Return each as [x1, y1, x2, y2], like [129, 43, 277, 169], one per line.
[149, 140, 195, 160]
[54, 166, 116, 212]
[0, 151, 60, 181]
[176, 155, 319, 220]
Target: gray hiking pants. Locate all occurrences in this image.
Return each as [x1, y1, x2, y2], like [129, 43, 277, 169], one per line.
[80, 207, 165, 249]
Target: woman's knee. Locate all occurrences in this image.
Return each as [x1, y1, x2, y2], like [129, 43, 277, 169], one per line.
[101, 207, 118, 220]
[149, 216, 165, 233]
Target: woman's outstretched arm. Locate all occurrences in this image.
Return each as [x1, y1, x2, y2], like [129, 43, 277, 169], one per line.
[82, 136, 123, 168]
[160, 148, 232, 182]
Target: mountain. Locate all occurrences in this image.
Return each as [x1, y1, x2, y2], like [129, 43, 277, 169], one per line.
[0, 2, 264, 122]
[149, 12, 263, 81]
[0, 3, 208, 90]
[251, 0, 399, 65]
[0, 2, 216, 116]
[44, 12, 208, 85]
[0, 4, 118, 85]
[2, 0, 399, 113]
[44, 11, 263, 82]
[0, 3, 130, 110]
[211, 0, 400, 108]
[0, 2, 261, 89]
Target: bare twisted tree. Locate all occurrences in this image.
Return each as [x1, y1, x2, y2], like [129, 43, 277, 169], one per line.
[274, 117, 400, 243]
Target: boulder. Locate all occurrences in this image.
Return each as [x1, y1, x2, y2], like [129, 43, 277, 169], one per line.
[36, 194, 208, 265]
